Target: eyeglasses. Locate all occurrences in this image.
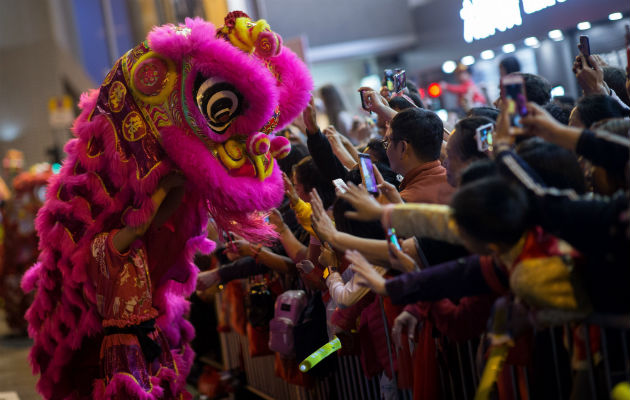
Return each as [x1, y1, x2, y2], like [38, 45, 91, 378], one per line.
[383, 137, 401, 150]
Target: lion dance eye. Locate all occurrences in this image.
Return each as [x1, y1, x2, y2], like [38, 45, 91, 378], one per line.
[194, 75, 243, 134]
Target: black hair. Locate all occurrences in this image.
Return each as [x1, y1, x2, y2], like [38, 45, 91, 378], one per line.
[553, 95, 575, 108]
[388, 96, 417, 111]
[459, 159, 499, 185]
[390, 108, 443, 162]
[499, 56, 521, 75]
[320, 84, 347, 133]
[543, 102, 572, 125]
[277, 143, 309, 175]
[451, 177, 532, 246]
[603, 66, 630, 108]
[515, 137, 586, 194]
[404, 82, 424, 108]
[450, 116, 494, 162]
[467, 106, 499, 121]
[292, 157, 336, 209]
[576, 94, 630, 128]
[332, 169, 389, 239]
[364, 138, 389, 166]
[518, 73, 551, 106]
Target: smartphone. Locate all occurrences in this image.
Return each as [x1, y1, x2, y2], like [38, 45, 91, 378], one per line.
[387, 228, 401, 250]
[475, 122, 494, 152]
[625, 25, 630, 67]
[579, 35, 593, 68]
[501, 74, 527, 128]
[358, 153, 379, 195]
[332, 178, 348, 194]
[393, 70, 406, 93]
[359, 90, 371, 113]
[384, 69, 395, 92]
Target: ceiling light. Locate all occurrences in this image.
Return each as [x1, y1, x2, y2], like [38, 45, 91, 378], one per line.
[480, 50, 495, 60]
[442, 60, 457, 74]
[524, 37, 540, 47]
[502, 43, 516, 53]
[609, 12, 622, 21]
[461, 55, 475, 66]
[548, 29, 563, 41]
[577, 21, 591, 30]
[551, 85, 565, 97]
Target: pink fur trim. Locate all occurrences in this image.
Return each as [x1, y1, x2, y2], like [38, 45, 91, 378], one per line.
[266, 47, 314, 130]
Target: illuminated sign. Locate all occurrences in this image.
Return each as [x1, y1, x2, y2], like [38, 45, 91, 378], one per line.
[460, 0, 568, 43]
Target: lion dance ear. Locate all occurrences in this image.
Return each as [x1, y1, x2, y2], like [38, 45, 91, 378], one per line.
[218, 11, 282, 58]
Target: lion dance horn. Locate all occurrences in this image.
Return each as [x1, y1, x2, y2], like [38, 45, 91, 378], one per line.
[218, 11, 283, 58]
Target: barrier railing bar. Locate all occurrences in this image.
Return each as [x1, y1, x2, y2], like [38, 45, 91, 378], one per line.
[622, 329, 630, 382]
[549, 327, 564, 400]
[455, 343, 469, 400]
[582, 325, 598, 400]
[600, 328, 613, 396]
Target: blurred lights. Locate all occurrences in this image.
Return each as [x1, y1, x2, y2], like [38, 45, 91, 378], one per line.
[428, 83, 442, 98]
[481, 50, 495, 60]
[359, 74, 382, 91]
[52, 163, 62, 174]
[551, 86, 565, 97]
[524, 37, 540, 47]
[577, 21, 591, 30]
[436, 109, 448, 122]
[442, 60, 457, 74]
[548, 29, 563, 41]
[461, 55, 475, 66]
[609, 12, 622, 21]
[502, 43, 516, 53]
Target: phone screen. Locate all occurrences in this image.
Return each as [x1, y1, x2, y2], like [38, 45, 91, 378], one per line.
[387, 228, 401, 250]
[475, 123, 494, 152]
[502, 76, 527, 127]
[332, 178, 348, 194]
[358, 153, 378, 194]
[384, 69, 395, 92]
[393, 70, 406, 93]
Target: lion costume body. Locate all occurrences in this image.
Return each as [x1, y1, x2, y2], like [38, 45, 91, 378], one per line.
[22, 13, 312, 399]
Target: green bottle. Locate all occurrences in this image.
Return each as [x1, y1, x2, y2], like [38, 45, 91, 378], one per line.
[299, 337, 342, 372]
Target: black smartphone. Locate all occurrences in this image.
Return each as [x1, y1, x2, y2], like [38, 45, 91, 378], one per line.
[393, 70, 406, 93]
[384, 69, 395, 92]
[625, 25, 630, 67]
[359, 90, 370, 112]
[475, 122, 494, 152]
[501, 74, 528, 128]
[358, 153, 379, 195]
[387, 228, 402, 250]
[579, 35, 592, 68]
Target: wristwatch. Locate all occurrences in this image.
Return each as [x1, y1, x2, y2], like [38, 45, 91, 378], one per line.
[322, 266, 338, 280]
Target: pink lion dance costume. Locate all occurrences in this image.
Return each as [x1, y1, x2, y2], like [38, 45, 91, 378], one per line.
[22, 12, 312, 399]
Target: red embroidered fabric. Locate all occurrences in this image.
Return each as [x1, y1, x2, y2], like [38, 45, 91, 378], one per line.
[88, 231, 182, 399]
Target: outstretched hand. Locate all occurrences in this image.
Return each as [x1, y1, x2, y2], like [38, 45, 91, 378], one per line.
[374, 166, 402, 204]
[310, 189, 338, 243]
[282, 172, 300, 205]
[388, 242, 419, 273]
[346, 249, 386, 295]
[302, 96, 319, 135]
[337, 182, 384, 221]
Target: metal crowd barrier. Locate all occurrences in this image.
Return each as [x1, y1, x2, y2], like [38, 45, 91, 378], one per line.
[213, 291, 630, 400]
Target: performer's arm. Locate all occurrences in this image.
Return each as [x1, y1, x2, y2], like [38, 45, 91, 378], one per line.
[113, 173, 185, 253]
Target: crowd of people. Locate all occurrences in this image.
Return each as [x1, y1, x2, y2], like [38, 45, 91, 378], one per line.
[1, 24, 629, 400]
[190, 45, 630, 400]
